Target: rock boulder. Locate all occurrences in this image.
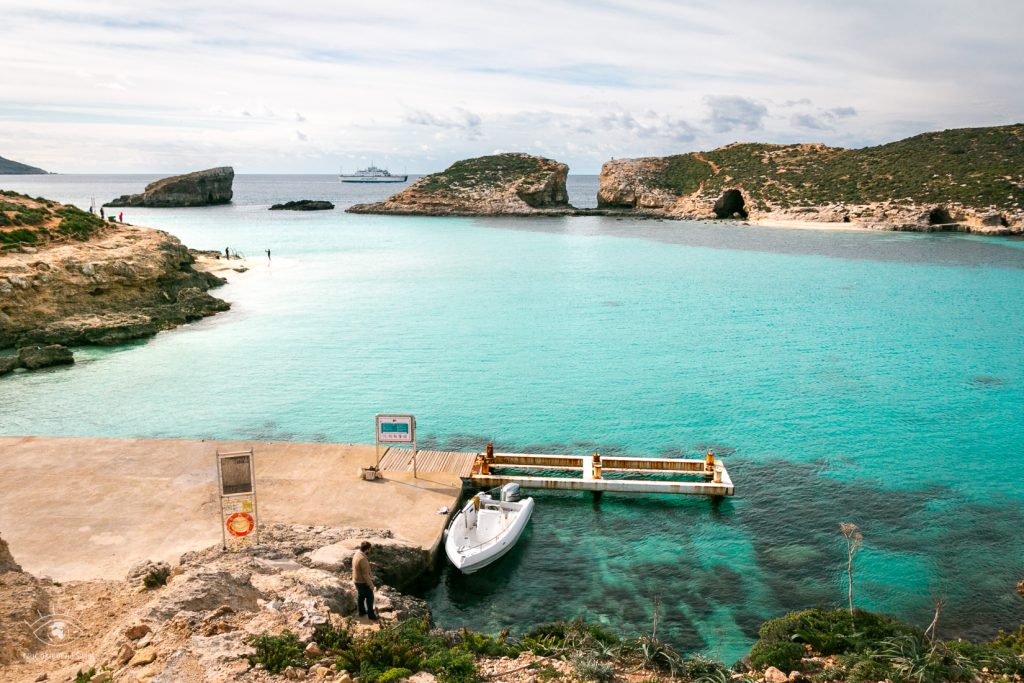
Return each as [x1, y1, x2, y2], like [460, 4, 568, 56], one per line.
[106, 167, 234, 207]
[0, 355, 21, 375]
[269, 200, 335, 211]
[0, 533, 21, 573]
[18, 344, 74, 370]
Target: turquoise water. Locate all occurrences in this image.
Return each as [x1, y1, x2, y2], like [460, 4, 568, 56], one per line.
[2, 175, 1023, 662]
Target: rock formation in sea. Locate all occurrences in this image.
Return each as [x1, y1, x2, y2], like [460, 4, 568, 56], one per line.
[597, 124, 1024, 234]
[269, 200, 335, 211]
[0, 192, 229, 363]
[0, 154, 48, 174]
[348, 153, 572, 216]
[105, 166, 234, 207]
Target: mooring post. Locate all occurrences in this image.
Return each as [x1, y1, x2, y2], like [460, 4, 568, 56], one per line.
[592, 452, 602, 479]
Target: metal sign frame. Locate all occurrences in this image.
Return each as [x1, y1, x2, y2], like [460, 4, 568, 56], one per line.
[216, 449, 259, 550]
[375, 413, 417, 475]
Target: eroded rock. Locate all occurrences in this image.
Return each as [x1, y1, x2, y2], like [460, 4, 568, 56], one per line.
[269, 200, 335, 211]
[106, 167, 234, 207]
[18, 344, 74, 370]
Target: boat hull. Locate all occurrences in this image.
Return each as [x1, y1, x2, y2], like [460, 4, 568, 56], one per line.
[339, 176, 408, 183]
[445, 495, 534, 574]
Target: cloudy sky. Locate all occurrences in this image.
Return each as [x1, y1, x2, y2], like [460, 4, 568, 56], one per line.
[3, 0, 1023, 173]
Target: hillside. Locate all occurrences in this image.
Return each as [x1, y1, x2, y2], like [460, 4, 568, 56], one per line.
[598, 124, 1024, 233]
[0, 154, 48, 174]
[348, 153, 571, 216]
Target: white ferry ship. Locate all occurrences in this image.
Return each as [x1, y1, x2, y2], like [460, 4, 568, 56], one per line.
[339, 165, 408, 183]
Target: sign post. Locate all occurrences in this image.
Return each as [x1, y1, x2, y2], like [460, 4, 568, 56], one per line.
[216, 449, 259, 551]
[375, 414, 417, 476]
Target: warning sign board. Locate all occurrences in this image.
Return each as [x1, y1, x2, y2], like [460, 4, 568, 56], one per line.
[217, 450, 259, 551]
[376, 414, 415, 443]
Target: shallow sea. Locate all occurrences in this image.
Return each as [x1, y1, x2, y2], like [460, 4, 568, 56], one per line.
[1, 174, 1023, 662]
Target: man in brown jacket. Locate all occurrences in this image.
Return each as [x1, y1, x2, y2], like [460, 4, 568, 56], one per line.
[352, 541, 377, 620]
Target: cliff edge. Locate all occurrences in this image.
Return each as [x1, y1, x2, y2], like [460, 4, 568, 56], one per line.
[0, 192, 229, 358]
[348, 153, 571, 216]
[598, 124, 1024, 234]
[106, 166, 234, 207]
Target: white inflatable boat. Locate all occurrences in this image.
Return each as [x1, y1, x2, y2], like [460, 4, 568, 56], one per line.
[445, 483, 534, 574]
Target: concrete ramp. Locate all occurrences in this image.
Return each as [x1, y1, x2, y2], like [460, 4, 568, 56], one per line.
[0, 436, 462, 581]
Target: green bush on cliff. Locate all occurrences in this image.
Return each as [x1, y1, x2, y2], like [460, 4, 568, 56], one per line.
[755, 607, 921, 656]
[418, 154, 553, 194]
[56, 205, 104, 240]
[0, 227, 39, 244]
[245, 630, 305, 675]
[748, 639, 804, 673]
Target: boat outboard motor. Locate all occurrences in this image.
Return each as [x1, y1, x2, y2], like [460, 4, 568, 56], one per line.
[500, 482, 522, 502]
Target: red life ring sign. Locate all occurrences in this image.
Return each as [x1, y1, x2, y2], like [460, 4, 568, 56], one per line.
[226, 512, 255, 537]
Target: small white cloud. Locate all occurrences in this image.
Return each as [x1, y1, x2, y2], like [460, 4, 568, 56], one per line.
[296, 130, 308, 141]
[704, 95, 768, 133]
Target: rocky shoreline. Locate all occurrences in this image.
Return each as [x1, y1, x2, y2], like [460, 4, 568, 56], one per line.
[2, 526, 1021, 683]
[347, 125, 1024, 235]
[106, 167, 234, 208]
[0, 194, 232, 375]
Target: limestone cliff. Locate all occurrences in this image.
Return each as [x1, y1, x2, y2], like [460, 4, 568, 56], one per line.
[348, 153, 571, 216]
[106, 166, 234, 207]
[0, 193, 229, 353]
[598, 124, 1024, 234]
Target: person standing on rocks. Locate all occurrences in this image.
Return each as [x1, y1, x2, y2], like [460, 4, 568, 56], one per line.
[265, 248, 271, 263]
[352, 541, 377, 620]
[118, 211, 123, 223]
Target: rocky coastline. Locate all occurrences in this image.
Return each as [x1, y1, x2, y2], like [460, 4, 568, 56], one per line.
[2, 526, 1021, 683]
[348, 125, 1024, 235]
[348, 153, 571, 216]
[0, 193, 230, 375]
[106, 166, 234, 208]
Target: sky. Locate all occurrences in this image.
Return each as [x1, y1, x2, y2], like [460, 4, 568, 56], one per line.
[2, 0, 1023, 174]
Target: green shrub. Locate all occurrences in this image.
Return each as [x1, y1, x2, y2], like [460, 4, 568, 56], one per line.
[143, 565, 170, 589]
[840, 650, 893, 683]
[749, 639, 804, 673]
[314, 621, 354, 652]
[756, 608, 921, 657]
[377, 667, 413, 683]
[75, 668, 97, 683]
[572, 655, 615, 683]
[458, 627, 520, 657]
[424, 647, 481, 683]
[0, 227, 38, 244]
[246, 630, 305, 675]
[625, 634, 683, 675]
[335, 619, 429, 677]
[14, 208, 47, 225]
[56, 206, 104, 240]
[532, 663, 562, 682]
[680, 654, 731, 682]
[992, 624, 1024, 653]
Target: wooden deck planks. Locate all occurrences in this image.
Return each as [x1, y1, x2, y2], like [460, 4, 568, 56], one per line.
[378, 448, 477, 476]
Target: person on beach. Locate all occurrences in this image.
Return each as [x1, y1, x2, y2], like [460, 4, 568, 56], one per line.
[99, 207, 104, 219]
[225, 247, 230, 259]
[118, 211, 123, 223]
[352, 541, 377, 620]
[265, 248, 271, 263]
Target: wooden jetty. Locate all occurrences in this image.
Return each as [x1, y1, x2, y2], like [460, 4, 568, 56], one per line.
[379, 447, 734, 497]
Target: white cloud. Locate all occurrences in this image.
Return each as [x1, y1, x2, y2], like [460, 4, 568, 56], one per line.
[1, 0, 1022, 172]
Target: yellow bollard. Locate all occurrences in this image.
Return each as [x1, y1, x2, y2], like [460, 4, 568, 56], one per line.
[705, 448, 715, 471]
[592, 452, 602, 479]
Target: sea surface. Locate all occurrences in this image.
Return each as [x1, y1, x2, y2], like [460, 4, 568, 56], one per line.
[2, 174, 1023, 663]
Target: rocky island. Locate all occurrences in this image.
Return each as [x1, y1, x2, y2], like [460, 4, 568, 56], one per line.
[348, 153, 571, 216]
[106, 166, 234, 207]
[270, 200, 335, 211]
[347, 126, 1024, 234]
[0, 191, 229, 374]
[598, 124, 1024, 234]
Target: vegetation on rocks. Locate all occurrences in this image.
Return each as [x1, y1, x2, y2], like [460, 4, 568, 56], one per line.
[0, 191, 106, 246]
[619, 125, 1024, 210]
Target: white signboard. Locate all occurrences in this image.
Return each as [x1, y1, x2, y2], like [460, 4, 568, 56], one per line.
[217, 449, 259, 551]
[376, 414, 415, 443]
